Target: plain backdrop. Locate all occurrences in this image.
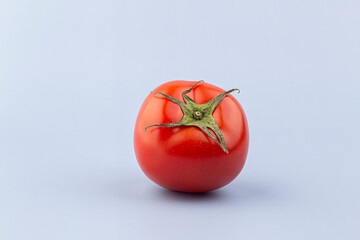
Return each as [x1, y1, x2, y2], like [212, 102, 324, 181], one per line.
[1, 0, 359, 239]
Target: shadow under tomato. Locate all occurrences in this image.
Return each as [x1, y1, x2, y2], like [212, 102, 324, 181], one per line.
[157, 188, 223, 202]
[155, 180, 277, 204]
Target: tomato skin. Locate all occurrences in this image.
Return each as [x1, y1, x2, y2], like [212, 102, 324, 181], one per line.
[134, 81, 249, 193]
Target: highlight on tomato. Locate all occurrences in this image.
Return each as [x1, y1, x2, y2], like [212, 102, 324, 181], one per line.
[134, 80, 249, 193]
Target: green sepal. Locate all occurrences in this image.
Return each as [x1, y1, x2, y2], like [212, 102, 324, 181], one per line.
[145, 81, 240, 154]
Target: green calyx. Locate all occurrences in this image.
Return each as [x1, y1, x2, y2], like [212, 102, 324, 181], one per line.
[145, 81, 240, 154]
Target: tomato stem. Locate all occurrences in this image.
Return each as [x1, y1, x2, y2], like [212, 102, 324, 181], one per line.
[145, 81, 240, 154]
[193, 111, 203, 120]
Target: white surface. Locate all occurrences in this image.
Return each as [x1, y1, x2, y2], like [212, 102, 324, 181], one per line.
[1, 0, 359, 239]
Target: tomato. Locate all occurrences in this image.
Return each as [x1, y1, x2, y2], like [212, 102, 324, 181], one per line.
[134, 80, 249, 193]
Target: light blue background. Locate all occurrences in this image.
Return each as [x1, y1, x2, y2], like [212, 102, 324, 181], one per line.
[1, 0, 359, 239]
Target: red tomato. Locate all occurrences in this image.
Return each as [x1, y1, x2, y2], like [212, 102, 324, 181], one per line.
[134, 80, 249, 193]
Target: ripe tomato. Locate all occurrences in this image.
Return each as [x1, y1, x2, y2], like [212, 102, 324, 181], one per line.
[134, 80, 249, 193]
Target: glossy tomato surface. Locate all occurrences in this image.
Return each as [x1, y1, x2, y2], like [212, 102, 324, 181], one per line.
[134, 81, 249, 193]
